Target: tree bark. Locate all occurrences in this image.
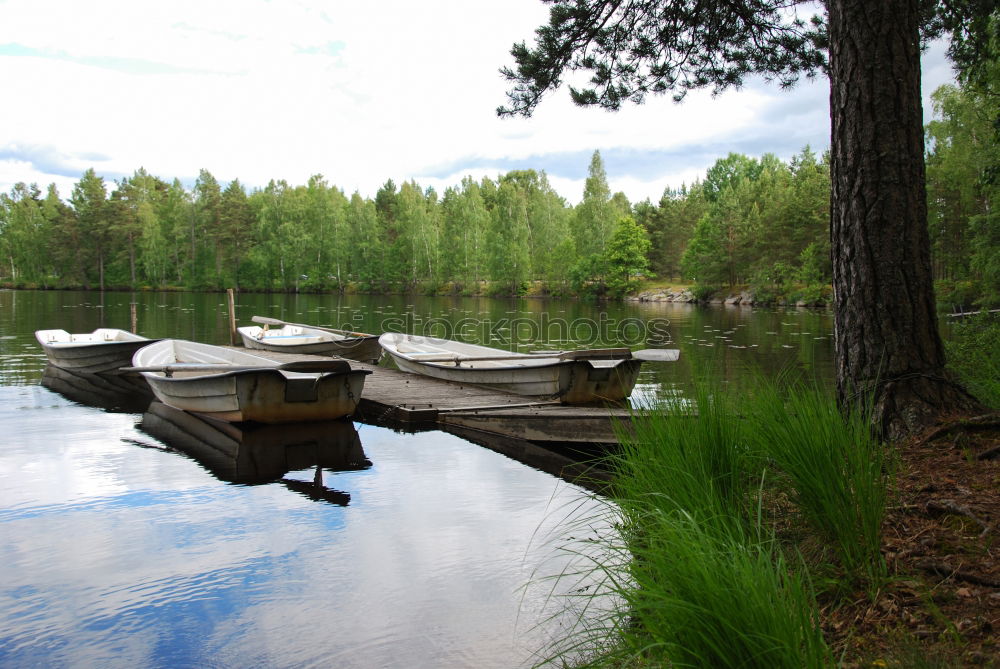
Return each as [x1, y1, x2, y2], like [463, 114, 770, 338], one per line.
[827, 0, 982, 440]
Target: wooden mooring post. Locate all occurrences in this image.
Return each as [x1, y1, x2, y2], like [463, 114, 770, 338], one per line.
[226, 289, 237, 346]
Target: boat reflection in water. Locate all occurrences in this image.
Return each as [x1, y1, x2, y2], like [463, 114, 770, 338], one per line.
[41, 364, 154, 413]
[140, 401, 370, 506]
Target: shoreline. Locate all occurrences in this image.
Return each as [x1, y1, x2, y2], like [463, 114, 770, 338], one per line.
[0, 281, 835, 309]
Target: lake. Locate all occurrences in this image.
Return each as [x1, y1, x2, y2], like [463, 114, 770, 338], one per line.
[0, 289, 835, 668]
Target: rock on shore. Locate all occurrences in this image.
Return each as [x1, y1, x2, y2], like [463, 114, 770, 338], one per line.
[626, 289, 696, 303]
[626, 289, 827, 307]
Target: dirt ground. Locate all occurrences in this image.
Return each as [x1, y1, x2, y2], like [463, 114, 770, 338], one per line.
[827, 417, 1000, 667]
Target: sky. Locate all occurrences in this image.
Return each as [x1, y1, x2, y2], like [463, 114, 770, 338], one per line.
[0, 0, 959, 206]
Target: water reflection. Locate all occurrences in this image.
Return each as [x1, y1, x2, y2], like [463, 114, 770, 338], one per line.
[140, 402, 370, 505]
[442, 423, 613, 493]
[3, 289, 840, 395]
[1, 289, 844, 668]
[40, 364, 154, 413]
[1, 382, 606, 669]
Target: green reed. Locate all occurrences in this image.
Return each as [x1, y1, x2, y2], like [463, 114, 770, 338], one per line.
[745, 377, 889, 583]
[536, 375, 890, 668]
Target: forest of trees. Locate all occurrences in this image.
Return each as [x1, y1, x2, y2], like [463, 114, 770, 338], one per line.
[1, 80, 995, 307]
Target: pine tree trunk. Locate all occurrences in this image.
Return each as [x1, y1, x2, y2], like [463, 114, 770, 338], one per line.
[827, 0, 982, 440]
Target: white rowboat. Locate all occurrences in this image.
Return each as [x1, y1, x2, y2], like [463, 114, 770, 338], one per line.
[238, 324, 382, 363]
[35, 328, 158, 374]
[379, 333, 651, 404]
[132, 339, 370, 423]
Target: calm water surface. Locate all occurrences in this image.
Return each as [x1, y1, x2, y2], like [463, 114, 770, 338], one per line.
[0, 290, 837, 668]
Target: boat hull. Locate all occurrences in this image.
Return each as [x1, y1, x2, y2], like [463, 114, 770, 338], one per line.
[135, 339, 370, 423]
[380, 333, 641, 404]
[238, 326, 382, 363]
[35, 329, 156, 374]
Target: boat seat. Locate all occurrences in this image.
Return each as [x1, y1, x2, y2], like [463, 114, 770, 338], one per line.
[285, 376, 319, 403]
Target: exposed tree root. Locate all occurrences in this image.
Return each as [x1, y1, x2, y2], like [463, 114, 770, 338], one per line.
[916, 559, 1000, 588]
[977, 443, 1000, 460]
[915, 412, 1000, 447]
[869, 375, 987, 442]
[925, 499, 994, 538]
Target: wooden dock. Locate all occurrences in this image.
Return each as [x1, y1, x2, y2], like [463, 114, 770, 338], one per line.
[238, 349, 631, 443]
[227, 349, 632, 490]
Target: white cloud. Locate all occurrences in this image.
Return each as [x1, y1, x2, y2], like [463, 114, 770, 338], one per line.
[0, 159, 78, 198]
[0, 1, 956, 205]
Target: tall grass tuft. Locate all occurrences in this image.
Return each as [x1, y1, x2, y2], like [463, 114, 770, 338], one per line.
[746, 378, 889, 583]
[598, 512, 830, 668]
[613, 382, 757, 538]
[536, 375, 891, 667]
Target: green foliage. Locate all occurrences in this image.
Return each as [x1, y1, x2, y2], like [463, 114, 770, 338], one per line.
[193, 168, 223, 289]
[678, 149, 831, 288]
[790, 283, 829, 306]
[440, 178, 488, 285]
[0, 183, 52, 287]
[691, 283, 721, 302]
[969, 209, 1000, 303]
[572, 150, 616, 260]
[603, 215, 651, 296]
[681, 213, 730, 285]
[498, 1, 827, 117]
[636, 183, 706, 279]
[748, 264, 792, 305]
[485, 179, 531, 292]
[703, 152, 764, 202]
[483, 279, 528, 297]
[796, 241, 826, 285]
[0, 120, 984, 302]
[70, 169, 112, 290]
[946, 312, 1000, 408]
[569, 253, 609, 298]
[936, 278, 984, 312]
[926, 79, 1000, 304]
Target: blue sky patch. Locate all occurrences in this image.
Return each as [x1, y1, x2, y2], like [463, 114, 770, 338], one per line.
[0, 144, 119, 180]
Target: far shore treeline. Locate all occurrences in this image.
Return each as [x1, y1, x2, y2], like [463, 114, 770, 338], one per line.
[1, 81, 995, 308]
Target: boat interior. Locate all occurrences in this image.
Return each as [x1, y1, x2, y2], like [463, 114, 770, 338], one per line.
[37, 328, 145, 344]
[242, 325, 334, 345]
[389, 335, 561, 369]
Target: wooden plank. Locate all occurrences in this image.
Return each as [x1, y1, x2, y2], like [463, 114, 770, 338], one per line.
[439, 408, 632, 443]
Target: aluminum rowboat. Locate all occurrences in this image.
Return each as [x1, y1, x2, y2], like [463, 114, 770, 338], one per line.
[379, 333, 642, 404]
[132, 339, 370, 423]
[238, 324, 382, 363]
[35, 328, 158, 374]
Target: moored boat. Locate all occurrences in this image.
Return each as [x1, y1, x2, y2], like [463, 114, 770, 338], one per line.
[35, 328, 158, 374]
[378, 333, 657, 404]
[130, 339, 371, 423]
[238, 323, 382, 363]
